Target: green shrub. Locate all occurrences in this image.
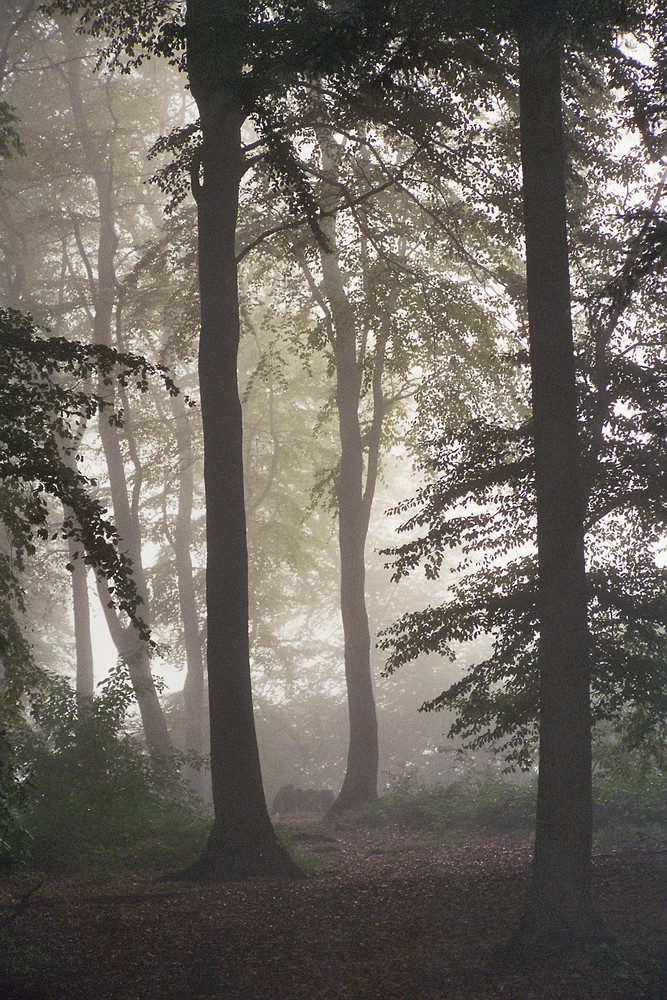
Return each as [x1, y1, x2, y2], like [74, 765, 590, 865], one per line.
[359, 769, 451, 829]
[5, 665, 210, 873]
[592, 719, 667, 831]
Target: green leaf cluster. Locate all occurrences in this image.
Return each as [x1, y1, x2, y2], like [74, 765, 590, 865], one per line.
[0, 102, 22, 162]
[0, 307, 179, 638]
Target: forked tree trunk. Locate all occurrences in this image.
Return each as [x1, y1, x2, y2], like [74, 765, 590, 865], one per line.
[186, 0, 299, 878]
[515, 5, 599, 952]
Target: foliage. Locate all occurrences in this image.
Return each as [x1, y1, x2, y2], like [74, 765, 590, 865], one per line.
[358, 767, 537, 832]
[4, 664, 209, 872]
[42, 0, 187, 73]
[0, 102, 22, 161]
[0, 306, 180, 640]
[592, 715, 667, 830]
[379, 163, 667, 767]
[125, 0, 667, 223]
[46, 1, 518, 238]
[0, 306, 186, 857]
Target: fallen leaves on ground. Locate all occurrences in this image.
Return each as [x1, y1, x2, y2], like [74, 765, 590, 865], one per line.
[0, 827, 664, 1000]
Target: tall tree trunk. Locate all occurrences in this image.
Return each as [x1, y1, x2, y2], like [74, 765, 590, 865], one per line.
[59, 433, 95, 708]
[94, 383, 171, 753]
[0, 1, 35, 89]
[318, 213, 379, 812]
[166, 393, 207, 798]
[515, 5, 599, 952]
[69, 538, 94, 705]
[61, 24, 171, 754]
[186, 0, 298, 878]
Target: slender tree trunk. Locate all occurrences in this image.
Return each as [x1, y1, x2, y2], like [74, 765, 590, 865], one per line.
[91, 166, 171, 754]
[0, 1, 36, 89]
[318, 213, 379, 812]
[58, 434, 95, 708]
[69, 536, 94, 704]
[167, 393, 207, 798]
[515, 5, 599, 952]
[186, 0, 299, 877]
[61, 25, 171, 754]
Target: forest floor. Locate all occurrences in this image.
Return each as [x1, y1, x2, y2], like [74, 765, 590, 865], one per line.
[0, 825, 664, 1000]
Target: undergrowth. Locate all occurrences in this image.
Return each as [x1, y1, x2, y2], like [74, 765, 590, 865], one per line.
[348, 753, 667, 838]
[1, 665, 210, 875]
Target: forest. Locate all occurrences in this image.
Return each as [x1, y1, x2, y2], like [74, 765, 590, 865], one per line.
[0, 1, 665, 998]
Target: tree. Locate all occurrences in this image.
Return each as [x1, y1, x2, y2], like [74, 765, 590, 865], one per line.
[256, 73, 512, 809]
[469, 1, 665, 952]
[174, 0, 299, 876]
[514, 3, 596, 947]
[292, 133, 390, 812]
[57, 18, 172, 751]
[164, 390, 207, 795]
[47, 0, 420, 876]
[0, 7, 181, 747]
[0, 308, 175, 629]
[0, 59, 160, 633]
[377, 0, 665, 953]
[0, 306, 179, 839]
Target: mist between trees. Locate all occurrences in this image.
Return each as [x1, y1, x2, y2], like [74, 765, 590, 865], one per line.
[0, 0, 665, 966]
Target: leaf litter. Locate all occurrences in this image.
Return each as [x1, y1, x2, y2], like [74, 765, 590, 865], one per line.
[0, 827, 664, 999]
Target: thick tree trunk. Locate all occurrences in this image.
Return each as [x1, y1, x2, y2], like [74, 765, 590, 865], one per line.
[515, 7, 599, 952]
[318, 215, 379, 812]
[186, 0, 299, 878]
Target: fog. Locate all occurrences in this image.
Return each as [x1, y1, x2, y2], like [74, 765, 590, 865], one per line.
[0, 4, 665, 997]
[1, 11, 496, 802]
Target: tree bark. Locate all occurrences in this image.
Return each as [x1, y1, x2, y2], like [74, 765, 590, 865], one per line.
[69, 538, 94, 705]
[317, 211, 379, 812]
[58, 431, 95, 708]
[167, 392, 207, 798]
[186, 0, 299, 878]
[515, 4, 599, 952]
